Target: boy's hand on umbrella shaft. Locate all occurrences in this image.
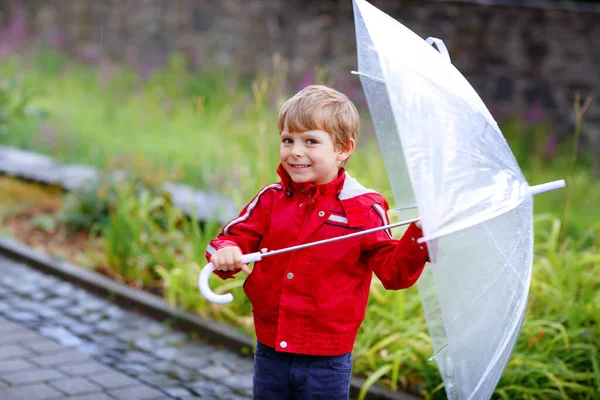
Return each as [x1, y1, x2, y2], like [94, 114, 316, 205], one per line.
[212, 247, 252, 274]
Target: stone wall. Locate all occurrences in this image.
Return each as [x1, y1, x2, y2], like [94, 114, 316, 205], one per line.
[1, 0, 599, 144]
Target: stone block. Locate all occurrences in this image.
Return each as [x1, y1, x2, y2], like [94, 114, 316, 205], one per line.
[28, 349, 91, 367]
[88, 371, 141, 389]
[49, 377, 103, 396]
[0, 344, 32, 360]
[0, 383, 62, 400]
[108, 384, 166, 400]
[1, 367, 65, 385]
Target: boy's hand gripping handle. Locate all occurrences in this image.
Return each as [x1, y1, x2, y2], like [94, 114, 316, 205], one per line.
[198, 252, 263, 304]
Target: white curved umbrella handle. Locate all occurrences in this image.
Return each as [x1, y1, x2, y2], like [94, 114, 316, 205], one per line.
[198, 252, 263, 304]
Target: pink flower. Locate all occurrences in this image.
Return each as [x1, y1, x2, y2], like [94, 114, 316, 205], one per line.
[297, 69, 315, 91]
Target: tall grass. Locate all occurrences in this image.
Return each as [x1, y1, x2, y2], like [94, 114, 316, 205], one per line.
[1, 49, 598, 398]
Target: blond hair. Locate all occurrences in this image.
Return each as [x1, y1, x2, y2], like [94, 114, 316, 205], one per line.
[278, 85, 359, 152]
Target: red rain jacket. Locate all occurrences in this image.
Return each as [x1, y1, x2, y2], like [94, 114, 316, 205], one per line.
[206, 166, 428, 356]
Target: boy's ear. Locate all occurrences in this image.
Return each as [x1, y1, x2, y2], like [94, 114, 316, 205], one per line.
[337, 139, 356, 161]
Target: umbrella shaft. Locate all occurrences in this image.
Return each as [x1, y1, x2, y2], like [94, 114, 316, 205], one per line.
[261, 217, 420, 258]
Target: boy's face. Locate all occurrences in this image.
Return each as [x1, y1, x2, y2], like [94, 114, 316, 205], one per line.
[280, 123, 354, 186]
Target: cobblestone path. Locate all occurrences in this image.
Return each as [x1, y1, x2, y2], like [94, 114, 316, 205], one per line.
[0, 255, 253, 399]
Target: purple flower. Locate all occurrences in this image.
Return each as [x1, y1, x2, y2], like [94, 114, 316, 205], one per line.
[50, 30, 65, 49]
[78, 45, 101, 64]
[525, 102, 544, 124]
[40, 124, 56, 148]
[297, 69, 315, 91]
[139, 63, 154, 79]
[7, 6, 26, 44]
[543, 130, 557, 160]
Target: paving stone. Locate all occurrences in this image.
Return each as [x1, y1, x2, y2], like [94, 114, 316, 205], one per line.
[49, 377, 103, 395]
[96, 355, 117, 365]
[102, 306, 128, 320]
[35, 307, 61, 319]
[116, 327, 152, 342]
[57, 360, 113, 376]
[175, 355, 210, 370]
[0, 382, 63, 400]
[134, 337, 156, 352]
[223, 373, 253, 391]
[0, 344, 32, 359]
[160, 332, 189, 346]
[29, 349, 91, 367]
[22, 338, 66, 354]
[0, 358, 36, 373]
[67, 322, 95, 336]
[188, 380, 229, 398]
[0, 320, 24, 333]
[48, 282, 76, 296]
[88, 370, 141, 389]
[197, 364, 230, 380]
[66, 306, 89, 318]
[77, 342, 107, 357]
[109, 384, 167, 400]
[0, 330, 40, 345]
[123, 351, 157, 365]
[136, 372, 183, 388]
[4, 310, 39, 323]
[39, 326, 84, 347]
[1, 367, 65, 385]
[69, 394, 116, 400]
[163, 386, 193, 398]
[155, 347, 179, 360]
[12, 284, 39, 296]
[116, 362, 152, 376]
[149, 360, 181, 374]
[45, 297, 72, 308]
[96, 320, 122, 334]
[81, 313, 105, 324]
[0, 302, 12, 313]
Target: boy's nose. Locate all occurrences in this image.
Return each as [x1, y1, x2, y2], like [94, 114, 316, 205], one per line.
[291, 144, 304, 157]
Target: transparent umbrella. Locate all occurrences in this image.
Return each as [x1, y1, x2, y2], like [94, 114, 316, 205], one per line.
[351, 0, 565, 399]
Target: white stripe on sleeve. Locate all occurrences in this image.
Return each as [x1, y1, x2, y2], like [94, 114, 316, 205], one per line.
[223, 183, 281, 235]
[372, 204, 393, 239]
[206, 242, 217, 255]
[327, 214, 349, 224]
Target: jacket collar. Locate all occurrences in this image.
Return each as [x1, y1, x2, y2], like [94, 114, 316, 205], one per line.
[277, 164, 346, 197]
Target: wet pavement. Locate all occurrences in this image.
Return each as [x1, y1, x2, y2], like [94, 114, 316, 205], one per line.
[0, 255, 253, 399]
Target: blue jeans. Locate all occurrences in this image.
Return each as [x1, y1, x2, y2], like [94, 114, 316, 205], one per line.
[253, 341, 353, 400]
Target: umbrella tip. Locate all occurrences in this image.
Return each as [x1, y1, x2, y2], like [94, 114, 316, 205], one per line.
[529, 179, 566, 197]
[426, 37, 451, 62]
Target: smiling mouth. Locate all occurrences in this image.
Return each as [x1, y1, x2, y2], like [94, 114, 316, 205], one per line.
[290, 164, 311, 169]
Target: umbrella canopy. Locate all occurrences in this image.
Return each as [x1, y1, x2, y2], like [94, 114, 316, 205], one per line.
[352, 0, 563, 398]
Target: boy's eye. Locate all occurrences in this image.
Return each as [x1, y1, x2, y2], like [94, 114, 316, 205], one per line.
[306, 139, 318, 145]
[282, 138, 293, 144]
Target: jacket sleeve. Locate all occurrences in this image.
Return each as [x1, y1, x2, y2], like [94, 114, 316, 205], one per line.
[205, 184, 277, 280]
[361, 201, 429, 290]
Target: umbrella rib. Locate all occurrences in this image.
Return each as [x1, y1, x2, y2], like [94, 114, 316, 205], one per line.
[350, 70, 386, 84]
[428, 344, 448, 361]
[483, 224, 527, 288]
[392, 203, 418, 211]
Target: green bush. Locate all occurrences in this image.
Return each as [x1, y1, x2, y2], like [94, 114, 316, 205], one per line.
[59, 178, 114, 232]
[0, 66, 45, 137]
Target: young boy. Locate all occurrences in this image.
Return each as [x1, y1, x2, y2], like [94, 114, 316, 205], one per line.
[206, 85, 428, 399]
